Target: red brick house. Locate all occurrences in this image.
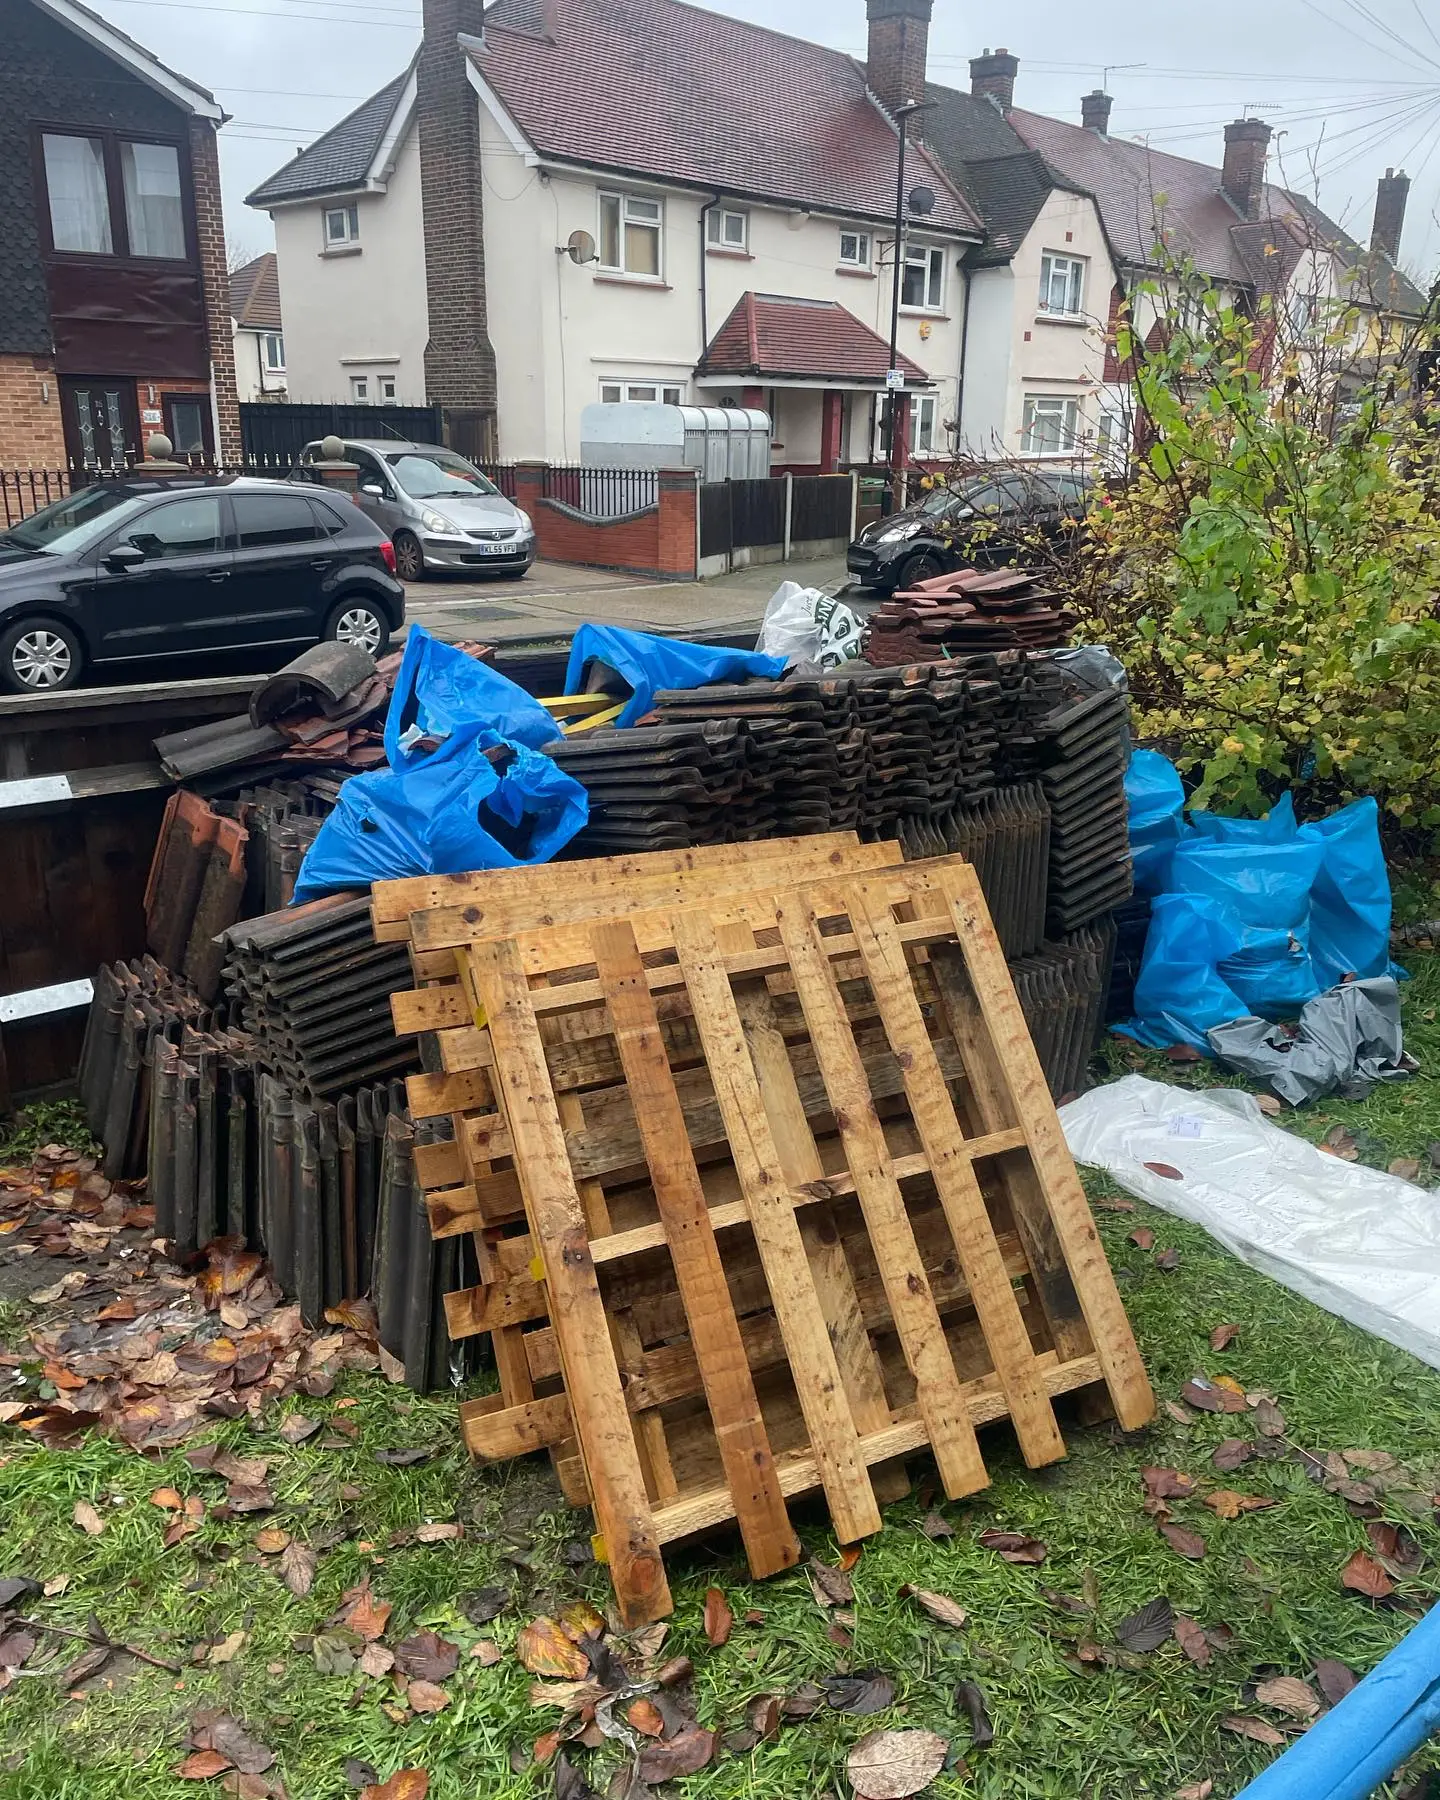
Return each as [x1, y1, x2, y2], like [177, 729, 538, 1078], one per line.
[0, 0, 240, 470]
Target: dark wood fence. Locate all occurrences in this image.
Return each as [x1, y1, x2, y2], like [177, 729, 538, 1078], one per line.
[700, 473, 853, 564]
[238, 402, 445, 469]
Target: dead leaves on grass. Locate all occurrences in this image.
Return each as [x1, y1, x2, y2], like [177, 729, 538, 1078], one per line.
[846, 1728, 949, 1799]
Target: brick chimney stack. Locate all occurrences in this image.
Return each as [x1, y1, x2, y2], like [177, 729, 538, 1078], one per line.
[1221, 117, 1272, 222]
[866, 0, 934, 135]
[969, 47, 1019, 113]
[1081, 89, 1112, 134]
[417, 0, 498, 450]
[1371, 167, 1410, 262]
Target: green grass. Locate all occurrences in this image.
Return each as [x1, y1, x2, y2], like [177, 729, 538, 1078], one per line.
[4, 967, 1440, 1798]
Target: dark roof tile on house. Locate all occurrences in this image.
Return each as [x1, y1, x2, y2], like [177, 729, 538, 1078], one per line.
[229, 252, 282, 329]
[698, 291, 930, 385]
[951, 149, 1056, 267]
[247, 64, 412, 206]
[471, 0, 981, 233]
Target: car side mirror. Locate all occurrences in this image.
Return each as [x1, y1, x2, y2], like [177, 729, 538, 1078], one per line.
[360, 482, 385, 498]
[104, 543, 146, 573]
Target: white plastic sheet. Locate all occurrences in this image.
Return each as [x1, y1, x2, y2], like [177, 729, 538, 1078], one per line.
[756, 581, 863, 668]
[1059, 1074, 1440, 1371]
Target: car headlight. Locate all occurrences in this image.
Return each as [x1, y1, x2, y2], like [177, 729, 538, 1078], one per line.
[420, 508, 454, 535]
[514, 510, 533, 533]
[876, 521, 923, 544]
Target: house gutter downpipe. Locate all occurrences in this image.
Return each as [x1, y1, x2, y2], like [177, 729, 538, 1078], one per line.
[884, 100, 933, 514]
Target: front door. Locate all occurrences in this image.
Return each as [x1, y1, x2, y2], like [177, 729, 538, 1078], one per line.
[60, 378, 140, 470]
[81, 492, 233, 661]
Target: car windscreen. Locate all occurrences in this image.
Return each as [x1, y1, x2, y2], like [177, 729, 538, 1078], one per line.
[916, 486, 964, 517]
[384, 451, 499, 500]
[2, 485, 151, 554]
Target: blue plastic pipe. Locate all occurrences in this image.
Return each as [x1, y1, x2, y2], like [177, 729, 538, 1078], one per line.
[1235, 1603, 1440, 1800]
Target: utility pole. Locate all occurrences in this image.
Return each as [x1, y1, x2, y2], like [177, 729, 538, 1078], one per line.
[884, 99, 935, 516]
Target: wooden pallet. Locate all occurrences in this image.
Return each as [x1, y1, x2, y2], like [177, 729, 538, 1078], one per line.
[375, 834, 903, 1505]
[447, 856, 1152, 1624]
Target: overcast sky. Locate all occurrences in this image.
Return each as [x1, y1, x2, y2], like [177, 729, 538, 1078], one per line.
[98, 0, 1440, 277]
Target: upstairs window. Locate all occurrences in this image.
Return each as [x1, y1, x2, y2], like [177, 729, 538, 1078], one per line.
[121, 142, 184, 258]
[262, 332, 286, 371]
[43, 135, 112, 254]
[839, 230, 872, 269]
[1039, 252, 1086, 317]
[598, 191, 662, 277]
[325, 204, 360, 246]
[706, 208, 748, 251]
[901, 241, 945, 311]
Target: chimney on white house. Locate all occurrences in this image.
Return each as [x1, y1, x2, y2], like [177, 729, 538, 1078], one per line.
[866, 0, 934, 133]
[969, 46, 1018, 112]
[1081, 89, 1112, 134]
[1221, 117, 1272, 221]
[1371, 167, 1410, 262]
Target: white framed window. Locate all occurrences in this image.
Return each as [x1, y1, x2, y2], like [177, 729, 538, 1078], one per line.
[913, 395, 940, 456]
[1021, 394, 1080, 455]
[706, 208, 748, 252]
[1039, 252, 1086, 317]
[261, 332, 285, 372]
[600, 381, 684, 405]
[901, 241, 946, 311]
[324, 204, 360, 246]
[1289, 289, 1322, 337]
[379, 374, 397, 402]
[597, 190, 663, 277]
[839, 230, 872, 269]
[350, 375, 369, 403]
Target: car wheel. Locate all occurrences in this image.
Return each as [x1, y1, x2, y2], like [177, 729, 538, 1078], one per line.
[895, 550, 948, 592]
[0, 619, 82, 694]
[323, 599, 390, 658]
[392, 531, 425, 583]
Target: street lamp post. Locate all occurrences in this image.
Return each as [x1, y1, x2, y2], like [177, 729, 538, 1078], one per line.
[883, 99, 935, 516]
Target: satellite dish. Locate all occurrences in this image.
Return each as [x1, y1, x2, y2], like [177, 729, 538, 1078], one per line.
[566, 228, 597, 265]
[908, 185, 937, 217]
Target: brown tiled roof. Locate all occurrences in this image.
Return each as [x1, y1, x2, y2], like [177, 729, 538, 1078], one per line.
[230, 253, 282, 331]
[473, 0, 981, 235]
[698, 292, 930, 385]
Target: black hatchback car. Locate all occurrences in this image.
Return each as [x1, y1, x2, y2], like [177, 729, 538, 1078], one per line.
[0, 476, 406, 693]
[847, 467, 1093, 594]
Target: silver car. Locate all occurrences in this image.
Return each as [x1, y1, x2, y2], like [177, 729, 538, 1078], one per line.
[300, 439, 536, 581]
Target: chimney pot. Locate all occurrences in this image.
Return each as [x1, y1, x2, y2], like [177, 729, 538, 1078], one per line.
[866, 0, 934, 134]
[1372, 166, 1410, 262]
[1221, 116, 1272, 221]
[969, 46, 1019, 113]
[1081, 89, 1112, 134]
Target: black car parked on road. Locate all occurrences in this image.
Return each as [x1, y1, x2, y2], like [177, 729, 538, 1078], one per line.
[0, 476, 405, 693]
[846, 467, 1092, 594]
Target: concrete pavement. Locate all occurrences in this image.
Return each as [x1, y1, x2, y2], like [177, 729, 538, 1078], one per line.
[405, 554, 852, 645]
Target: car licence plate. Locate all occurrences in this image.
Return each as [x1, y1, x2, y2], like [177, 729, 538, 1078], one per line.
[473, 540, 513, 555]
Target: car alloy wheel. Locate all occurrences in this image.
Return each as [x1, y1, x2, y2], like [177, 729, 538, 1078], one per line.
[11, 628, 73, 689]
[332, 606, 384, 654]
[392, 532, 424, 582]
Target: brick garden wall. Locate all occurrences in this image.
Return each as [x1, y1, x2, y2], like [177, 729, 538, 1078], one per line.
[514, 466, 697, 580]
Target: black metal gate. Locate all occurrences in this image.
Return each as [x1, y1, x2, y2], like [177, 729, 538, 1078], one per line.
[239, 402, 445, 471]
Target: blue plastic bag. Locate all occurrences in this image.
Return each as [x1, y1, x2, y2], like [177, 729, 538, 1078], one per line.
[1125, 749, 1185, 895]
[1121, 754, 1395, 1050]
[291, 733, 588, 903]
[564, 624, 786, 728]
[385, 626, 559, 763]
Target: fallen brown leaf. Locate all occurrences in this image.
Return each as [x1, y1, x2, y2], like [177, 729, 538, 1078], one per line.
[277, 1414, 321, 1446]
[1341, 1550, 1394, 1598]
[977, 1530, 1047, 1564]
[1181, 1380, 1248, 1416]
[1204, 1491, 1276, 1521]
[414, 1523, 463, 1544]
[627, 1697, 664, 1738]
[901, 1587, 969, 1631]
[556, 1601, 605, 1644]
[176, 1750, 234, 1780]
[637, 1724, 715, 1783]
[149, 1488, 184, 1512]
[808, 1559, 854, 1607]
[1129, 1228, 1156, 1251]
[1143, 1161, 1184, 1179]
[358, 1771, 428, 1800]
[1255, 1676, 1319, 1720]
[1143, 1467, 1197, 1500]
[703, 1586, 734, 1646]
[187, 1711, 275, 1775]
[342, 1586, 392, 1643]
[838, 1544, 864, 1572]
[1313, 1658, 1358, 1705]
[393, 1632, 458, 1683]
[405, 1680, 449, 1715]
[209, 1631, 247, 1666]
[1114, 1597, 1175, 1653]
[359, 1643, 396, 1679]
[1209, 1325, 1241, 1351]
[1154, 1248, 1182, 1272]
[1160, 1524, 1207, 1560]
[1256, 1093, 1282, 1116]
[917, 1511, 955, 1541]
[1222, 1715, 1286, 1746]
[1212, 1439, 1255, 1474]
[515, 1618, 589, 1681]
[72, 1501, 105, 1537]
[279, 1542, 316, 1598]
[254, 1529, 289, 1555]
[846, 1727, 949, 1800]
[1173, 1617, 1211, 1667]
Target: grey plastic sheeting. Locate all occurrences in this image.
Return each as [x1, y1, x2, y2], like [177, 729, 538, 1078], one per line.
[1208, 976, 1412, 1106]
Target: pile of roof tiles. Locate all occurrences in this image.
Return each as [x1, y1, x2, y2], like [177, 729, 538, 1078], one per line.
[1036, 686, 1134, 933]
[220, 896, 421, 1098]
[864, 568, 1073, 664]
[1010, 920, 1117, 1100]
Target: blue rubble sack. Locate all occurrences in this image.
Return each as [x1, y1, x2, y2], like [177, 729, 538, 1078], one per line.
[292, 629, 587, 902]
[1121, 755, 1394, 1052]
[1124, 748, 1186, 895]
[564, 623, 786, 728]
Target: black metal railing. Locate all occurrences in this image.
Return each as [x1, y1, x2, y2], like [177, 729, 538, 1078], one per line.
[477, 462, 520, 500]
[542, 464, 659, 518]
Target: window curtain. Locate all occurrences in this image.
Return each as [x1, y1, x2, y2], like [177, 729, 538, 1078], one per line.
[43, 135, 112, 253]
